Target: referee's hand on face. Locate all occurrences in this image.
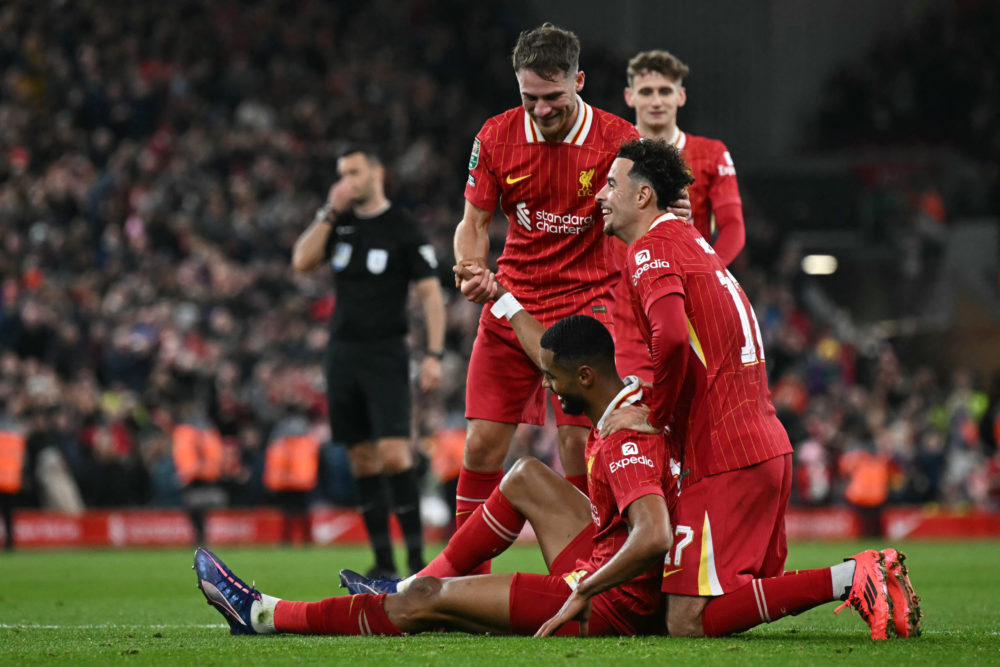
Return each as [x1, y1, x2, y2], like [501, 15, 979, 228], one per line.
[326, 179, 354, 216]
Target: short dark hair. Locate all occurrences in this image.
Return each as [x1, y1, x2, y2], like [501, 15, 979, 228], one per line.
[337, 144, 382, 166]
[540, 315, 616, 373]
[511, 23, 580, 79]
[617, 139, 695, 211]
[627, 50, 690, 86]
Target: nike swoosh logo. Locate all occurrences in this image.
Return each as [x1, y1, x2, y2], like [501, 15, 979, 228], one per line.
[662, 568, 683, 579]
[506, 174, 531, 184]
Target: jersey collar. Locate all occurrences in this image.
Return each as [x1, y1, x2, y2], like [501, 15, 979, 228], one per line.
[596, 375, 643, 432]
[670, 126, 687, 150]
[649, 212, 681, 231]
[524, 95, 593, 145]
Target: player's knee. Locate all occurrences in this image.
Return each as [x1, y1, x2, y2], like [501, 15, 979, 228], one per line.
[666, 609, 705, 638]
[347, 448, 380, 477]
[379, 446, 413, 474]
[499, 456, 543, 495]
[463, 432, 505, 470]
[389, 576, 444, 627]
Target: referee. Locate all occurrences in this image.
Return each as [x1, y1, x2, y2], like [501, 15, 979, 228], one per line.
[293, 145, 445, 578]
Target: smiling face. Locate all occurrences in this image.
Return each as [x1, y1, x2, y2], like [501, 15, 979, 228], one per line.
[540, 347, 587, 416]
[625, 70, 686, 138]
[516, 68, 585, 142]
[596, 157, 642, 243]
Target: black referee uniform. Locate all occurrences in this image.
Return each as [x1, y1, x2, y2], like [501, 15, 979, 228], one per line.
[323, 204, 437, 574]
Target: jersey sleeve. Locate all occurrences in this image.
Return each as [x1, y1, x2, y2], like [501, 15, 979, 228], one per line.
[463, 122, 500, 212]
[706, 140, 742, 211]
[599, 432, 666, 514]
[402, 217, 438, 281]
[628, 236, 685, 316]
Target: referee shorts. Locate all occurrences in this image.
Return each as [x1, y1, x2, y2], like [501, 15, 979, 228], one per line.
[325, 338, 411, 446]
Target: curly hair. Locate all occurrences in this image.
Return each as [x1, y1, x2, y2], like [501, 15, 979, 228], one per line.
[617, 139, 695, 211]
[540, 315, 617, 374]
[626, 49, 690, 86]
[511, 23, 580, 79]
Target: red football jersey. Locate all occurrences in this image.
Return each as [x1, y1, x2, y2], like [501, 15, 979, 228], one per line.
[610, 129, 742, 380]
[465, 97, 639, 324]
[626, 214, 791, 482]
[673, 129, 742, 242]
[571, 378, 677, 617]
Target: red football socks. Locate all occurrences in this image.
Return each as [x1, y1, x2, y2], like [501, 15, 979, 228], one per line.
[273, 594, 402, 636]
[426, 466, 503, 576]
[701, 568, 834, 636]
[454, 466, 504, 530]
[420, 488, 524, 578]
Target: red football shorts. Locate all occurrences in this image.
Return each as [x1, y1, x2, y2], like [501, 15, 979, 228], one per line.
[661, 453, 792, 597]
[507, 522, 657, 636]
[465, 309, 591, 428]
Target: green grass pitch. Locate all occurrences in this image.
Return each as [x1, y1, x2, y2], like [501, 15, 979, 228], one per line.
[2, 540, 998, 665]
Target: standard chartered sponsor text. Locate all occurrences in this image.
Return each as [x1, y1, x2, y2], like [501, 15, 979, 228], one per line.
[535, 210, 594, 235]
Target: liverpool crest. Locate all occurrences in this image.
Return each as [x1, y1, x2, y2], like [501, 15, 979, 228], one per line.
[577, 168, 595, 197]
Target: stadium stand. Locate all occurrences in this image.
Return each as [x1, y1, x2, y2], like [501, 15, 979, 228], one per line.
[0, 0, 997, 546]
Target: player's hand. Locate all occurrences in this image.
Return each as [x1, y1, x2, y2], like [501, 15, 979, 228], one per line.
[534, 590, 593, 638]
[453, 260, 499, 304]
[599, 404, 657, 438]
[419, 356, 442, 392]
[327, 179, 354, 215]
[667, 188, 692, 221]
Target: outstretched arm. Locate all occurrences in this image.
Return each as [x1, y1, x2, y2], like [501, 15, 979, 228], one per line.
[535, 493, 673, 637]
[453, 200, 498, 303]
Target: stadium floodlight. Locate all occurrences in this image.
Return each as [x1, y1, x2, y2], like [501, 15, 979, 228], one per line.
[801, 254, 838, 275]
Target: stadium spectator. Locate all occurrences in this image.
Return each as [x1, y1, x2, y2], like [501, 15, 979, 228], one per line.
[263, 412, 321, 545]
[292, 145, 445, 577]
[0, 404, 27, 550]
[172, 401, 227, 545]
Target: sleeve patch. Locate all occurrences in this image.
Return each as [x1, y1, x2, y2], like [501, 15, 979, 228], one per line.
[468, 138, 481, 170]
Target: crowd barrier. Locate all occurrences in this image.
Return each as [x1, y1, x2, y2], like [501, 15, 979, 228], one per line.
[2, 506, 998, 548]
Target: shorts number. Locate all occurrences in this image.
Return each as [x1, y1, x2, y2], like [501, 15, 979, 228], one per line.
[670, 525, 694, 566]
[715, 269, 765, 365]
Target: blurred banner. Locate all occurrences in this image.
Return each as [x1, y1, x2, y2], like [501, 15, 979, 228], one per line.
[2, 507, 999, 547]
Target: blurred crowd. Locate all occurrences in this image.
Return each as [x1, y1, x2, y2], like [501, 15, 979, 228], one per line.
[812, 0, 999, 219]
[1, 0, 998, 524]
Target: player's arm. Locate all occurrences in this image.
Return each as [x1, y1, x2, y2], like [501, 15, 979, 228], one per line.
[481, 283, 545, 369]
[535, 493, 672, 637]
[707, 144, 745, 264]
[292, 180, 352, 273]
[645, 293, 689, 429]
[711, 202, 745, 265]
[452, 200, 499, 303]
[414, 276, 446, 391]
[600, 292, 688, 437]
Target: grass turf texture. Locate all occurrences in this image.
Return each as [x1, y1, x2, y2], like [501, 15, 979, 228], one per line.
[1, 541, 998, 665]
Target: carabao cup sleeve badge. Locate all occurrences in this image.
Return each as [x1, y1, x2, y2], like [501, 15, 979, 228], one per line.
[468, 138, 481, 170]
